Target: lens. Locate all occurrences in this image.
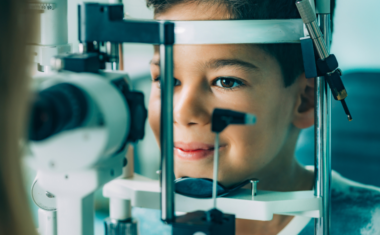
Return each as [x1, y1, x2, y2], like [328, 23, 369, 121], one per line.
[29, 83, 88, 141]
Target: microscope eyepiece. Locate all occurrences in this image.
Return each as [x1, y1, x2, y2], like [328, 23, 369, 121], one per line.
[29, 83, 88, 141]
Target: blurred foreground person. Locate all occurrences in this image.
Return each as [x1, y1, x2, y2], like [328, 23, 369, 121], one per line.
[0, 1, 37, 235]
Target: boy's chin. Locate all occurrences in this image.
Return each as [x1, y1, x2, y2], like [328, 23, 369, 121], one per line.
[175, 165, 213, 180]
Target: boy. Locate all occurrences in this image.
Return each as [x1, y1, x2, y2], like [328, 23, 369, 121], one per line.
[145, 0, 380, 234]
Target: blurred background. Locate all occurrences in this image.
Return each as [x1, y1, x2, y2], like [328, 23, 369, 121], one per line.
[295, 0, 380, 185]
[24, 0, 380, 234]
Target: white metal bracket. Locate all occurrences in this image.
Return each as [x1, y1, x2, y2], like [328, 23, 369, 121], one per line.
[103, 174, 321, 221]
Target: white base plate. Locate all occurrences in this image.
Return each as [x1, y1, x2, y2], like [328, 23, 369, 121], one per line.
[103, 174, 321, 221]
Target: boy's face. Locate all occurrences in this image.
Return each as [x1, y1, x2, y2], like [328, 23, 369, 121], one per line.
[148, 3, 313, 187]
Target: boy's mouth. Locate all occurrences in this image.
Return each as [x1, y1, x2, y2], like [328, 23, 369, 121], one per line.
[174, 142, 226, 160]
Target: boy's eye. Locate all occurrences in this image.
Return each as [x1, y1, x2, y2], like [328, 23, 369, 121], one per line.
[215, 77, 243, 89]
[153, 77, 181, 88]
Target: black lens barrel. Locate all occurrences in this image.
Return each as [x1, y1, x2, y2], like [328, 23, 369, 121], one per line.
[29, 83, 88, 141]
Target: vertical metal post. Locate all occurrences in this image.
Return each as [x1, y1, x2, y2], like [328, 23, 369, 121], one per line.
[160, 43, 175, 223]
[212, 133, 220, 209]
[314, 13, 331, 235]
[108, 0, 123, 70]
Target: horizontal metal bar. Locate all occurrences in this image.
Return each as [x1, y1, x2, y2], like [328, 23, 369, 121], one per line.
[103, 177, 322, 221]
[80, 4, 304, 45]
[174, 19, 304, 44]
[80, 3, 175, 44]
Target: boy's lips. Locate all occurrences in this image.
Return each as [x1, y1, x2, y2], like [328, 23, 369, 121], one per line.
[174, 142, 226, 160]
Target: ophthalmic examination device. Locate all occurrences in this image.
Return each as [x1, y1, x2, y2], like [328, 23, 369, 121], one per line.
[26, 0, 352, 234]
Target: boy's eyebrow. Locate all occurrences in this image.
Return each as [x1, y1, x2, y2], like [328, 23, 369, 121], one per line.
[206, 59, 258, 71]
[150, 59, 258, 71]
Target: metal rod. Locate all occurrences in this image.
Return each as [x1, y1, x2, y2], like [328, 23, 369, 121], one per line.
[323, 14, 332, 235]
[106, 42, 119, 71]
[212, 133, 220, 208]
[296, 0, 329, 60]
[305, 21, 329, 59]
[314, 76, 325, 198]
[160, 44, 175, 223]
[109, 0, 123, 71]
[314, 14, 331, 235]
[111, 62, 119, 70]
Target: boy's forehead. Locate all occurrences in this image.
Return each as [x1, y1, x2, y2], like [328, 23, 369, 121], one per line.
[152, 44, 272, 70]
[154, 2, 231, 21]
[152, 2, 278, 71]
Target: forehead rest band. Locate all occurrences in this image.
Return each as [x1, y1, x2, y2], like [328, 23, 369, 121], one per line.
[173, 19, 304, 45]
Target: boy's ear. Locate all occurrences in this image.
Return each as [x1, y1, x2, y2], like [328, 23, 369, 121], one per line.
[293, 73, 315, 129]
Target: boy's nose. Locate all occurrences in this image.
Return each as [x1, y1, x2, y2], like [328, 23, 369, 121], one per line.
[174, 87, 210, 127]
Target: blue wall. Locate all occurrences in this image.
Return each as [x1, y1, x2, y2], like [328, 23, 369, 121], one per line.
[296, 71, 380, 187]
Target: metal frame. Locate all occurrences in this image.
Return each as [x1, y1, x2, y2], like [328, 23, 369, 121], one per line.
[79, 4, 303, 44]
[160, 42, 175, 223]
[103, 176, 321, 221]
[314, 0, 332, 233]
[76, 2, 333, 234]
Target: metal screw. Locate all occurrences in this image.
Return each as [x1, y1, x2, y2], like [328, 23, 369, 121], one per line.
[250, 178, 259, 199]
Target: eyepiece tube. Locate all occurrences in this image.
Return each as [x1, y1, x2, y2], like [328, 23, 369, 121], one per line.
[29, 84, 88, 141]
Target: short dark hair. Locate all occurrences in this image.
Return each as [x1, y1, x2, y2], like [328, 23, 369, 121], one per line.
[146, 0, 335, 86]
